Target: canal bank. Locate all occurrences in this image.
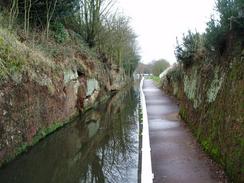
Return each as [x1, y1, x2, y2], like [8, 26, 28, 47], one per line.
[143, 79, 227, 183]
[0, 84, 140, 183]
[0, 27, 133, 167]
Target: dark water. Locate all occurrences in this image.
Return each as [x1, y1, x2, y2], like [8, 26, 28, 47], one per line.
[0, 85, 140, 183]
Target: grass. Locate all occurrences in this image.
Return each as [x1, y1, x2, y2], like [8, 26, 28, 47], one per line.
[0, 15, 98, 83]
[149, 75, 161, 87]
[0, 29, 26, 79]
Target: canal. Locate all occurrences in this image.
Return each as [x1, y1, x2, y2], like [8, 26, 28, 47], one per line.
[0, 84, 140, 183]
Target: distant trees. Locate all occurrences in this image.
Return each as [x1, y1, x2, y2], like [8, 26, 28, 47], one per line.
[136, 63, 152, 75]
[151, 59, 170, 76]
[136, 59, 170, 76]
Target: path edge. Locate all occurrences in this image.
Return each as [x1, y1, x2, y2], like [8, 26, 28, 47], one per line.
[140, 77, 154, 183]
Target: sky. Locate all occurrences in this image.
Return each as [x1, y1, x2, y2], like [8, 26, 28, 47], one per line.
[117, 0, 216, 64]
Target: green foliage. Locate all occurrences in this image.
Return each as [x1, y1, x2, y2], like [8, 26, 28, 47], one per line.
[167, 64, 183, 82]
[201, 139, 222, 161]
[0, 30, 25, 79]
[204, 0, 243, 53]
[32, 122, 63, 145]
[6, 0, 80, 28]
[175, 31, 202, 67]
[52, 22, 68, 43]
[15, 143, 28, 156]
[216, 0, 238, 29]
[175, 0, 244, 66]
[204, 0, 238, 55]
[179, 106, 188, 120]
[0, 9, 9, 27]
[204, 17, 223, 51]
[151, 59, 170, 76]
[204, 0, 243, 55]
[149, 75, 161, 86]
[1, 0, 139, 77]
[97, 14, 140, 75]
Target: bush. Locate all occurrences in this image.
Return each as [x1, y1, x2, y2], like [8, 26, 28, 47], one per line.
[216, 0, 238, 30]
[175, 0, 244, 67]
[175, 31, 202, 67]
[52, 22, 68, 43]
[168, 65, 183, 82]
[204, 17, 226, 54]
[204, 0, 243, 54]
[0, 29, 26, 79]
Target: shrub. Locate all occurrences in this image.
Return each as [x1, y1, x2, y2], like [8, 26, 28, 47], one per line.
[175, 0, 244, 67]
[0, 29, 25, 79]
[204, 0, 243, 54]
[52, 22, 68, 43]
[204, 17, 226, 54]
[174, 31, 202, 67]
[168, 65, 183, 82]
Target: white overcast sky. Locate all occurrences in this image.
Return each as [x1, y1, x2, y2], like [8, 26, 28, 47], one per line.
[117, 0, 216, 64]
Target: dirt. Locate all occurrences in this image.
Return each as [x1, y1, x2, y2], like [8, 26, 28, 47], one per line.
[143, 79, 228, 183]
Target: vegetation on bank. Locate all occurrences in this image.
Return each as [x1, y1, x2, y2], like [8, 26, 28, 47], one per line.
[149, 75, 161, 86]
[0, 0, 140, 168]
[0, 0, 140, 77]
[175, 0, 244, 68]
[162, 0, 244, 182]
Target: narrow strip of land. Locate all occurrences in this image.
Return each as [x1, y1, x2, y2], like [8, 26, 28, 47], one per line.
[143, 79, 225, 183]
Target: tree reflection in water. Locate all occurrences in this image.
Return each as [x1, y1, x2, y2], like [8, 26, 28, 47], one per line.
[79, 86, 139, 183]
[0, 85, 140, 183]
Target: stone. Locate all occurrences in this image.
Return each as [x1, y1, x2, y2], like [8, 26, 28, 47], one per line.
[86, 78, 99, 96]
[207, 67, 225, 103]
[64, 69, 78, 84]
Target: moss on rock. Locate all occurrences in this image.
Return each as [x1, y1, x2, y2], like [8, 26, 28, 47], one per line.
[161, 49, 244, 182]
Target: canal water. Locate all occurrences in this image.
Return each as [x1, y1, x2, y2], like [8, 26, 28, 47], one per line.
[0, 84, 140, 183]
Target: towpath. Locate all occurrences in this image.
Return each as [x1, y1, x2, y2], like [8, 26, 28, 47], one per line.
[143, 79, 226, 183]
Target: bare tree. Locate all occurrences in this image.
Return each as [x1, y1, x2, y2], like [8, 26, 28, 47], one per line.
[9, 0, 19, 28]
[45, 0, 58, 39]
[24, 0, 32, 36]
[79, 0, 114, 47]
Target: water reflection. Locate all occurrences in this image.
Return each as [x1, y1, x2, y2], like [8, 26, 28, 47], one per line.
[0, 85, 140, 183]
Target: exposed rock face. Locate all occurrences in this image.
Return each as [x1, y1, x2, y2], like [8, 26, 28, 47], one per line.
[161, 43, 244, 182]
[0, 84, 137, 183]
[86, 78, 99, 96]
[109, 64, 129, 91]
[0, 41, 129, 166]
